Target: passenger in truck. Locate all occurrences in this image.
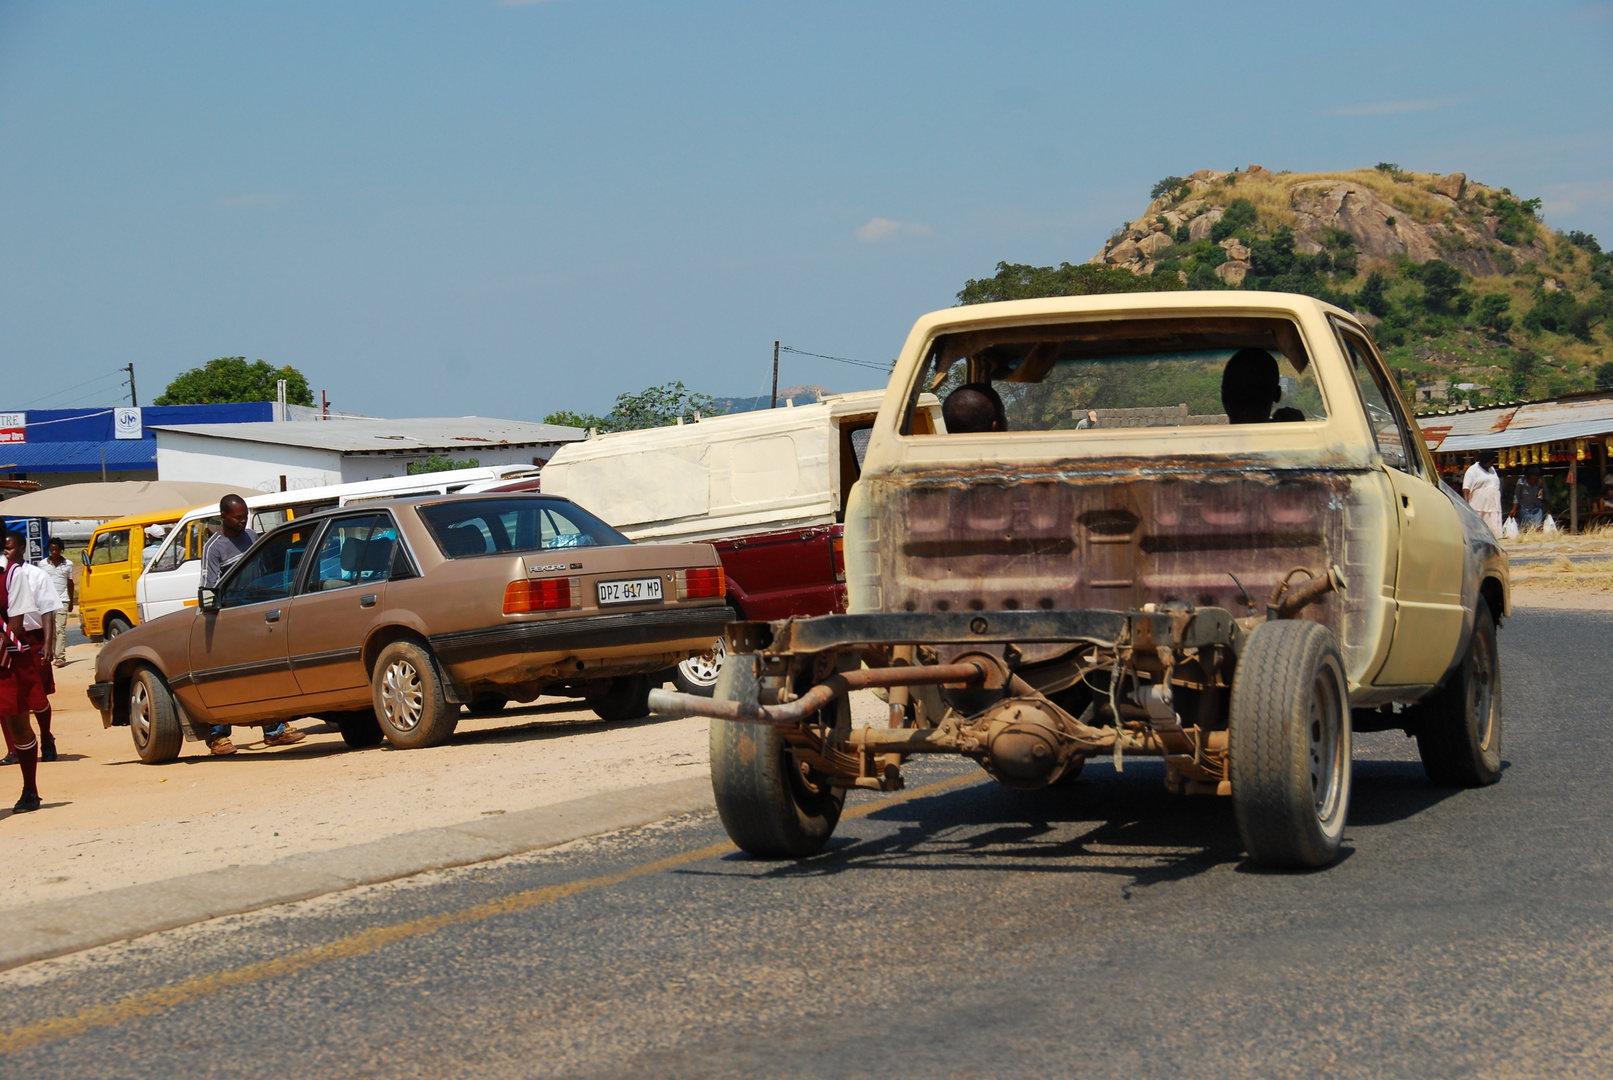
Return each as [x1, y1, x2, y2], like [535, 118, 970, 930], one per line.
[942, 382, 1007, 433]
[1222, 347, 1304, 424]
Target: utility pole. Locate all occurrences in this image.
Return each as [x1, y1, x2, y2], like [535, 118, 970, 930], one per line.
[126, 363, 138, 407]
[771, 341, 779, 409]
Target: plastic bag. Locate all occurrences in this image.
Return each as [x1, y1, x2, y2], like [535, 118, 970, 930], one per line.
[1544, 514, 1559, 535]
[1502, 516, 1520, 540]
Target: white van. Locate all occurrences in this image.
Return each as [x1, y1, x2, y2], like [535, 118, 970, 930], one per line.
[135, 465, 541, 622]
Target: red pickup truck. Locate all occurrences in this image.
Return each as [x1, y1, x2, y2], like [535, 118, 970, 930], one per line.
[539, 391, 943, 692]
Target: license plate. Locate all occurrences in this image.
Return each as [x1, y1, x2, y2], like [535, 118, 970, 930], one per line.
[597, 577, 663, 605]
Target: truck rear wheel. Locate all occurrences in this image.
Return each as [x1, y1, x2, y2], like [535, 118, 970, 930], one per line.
[711, 716, 845, 858]
[1414, 604, 1502, 787]
[1228, 620, 1352, 869]
[129, 666, 183, 764]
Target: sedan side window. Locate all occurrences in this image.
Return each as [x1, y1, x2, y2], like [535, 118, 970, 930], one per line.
[219, 529, 311, 609]
[304, 515, 393, 593]
[1336, 327, 1413, 473]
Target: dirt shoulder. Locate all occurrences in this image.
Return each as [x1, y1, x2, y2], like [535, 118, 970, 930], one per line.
[2, 645, 884, 913]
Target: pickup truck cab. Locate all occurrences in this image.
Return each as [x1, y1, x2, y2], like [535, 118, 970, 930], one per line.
[541, 391, 942, 693]
[652, 292, 1508, 869]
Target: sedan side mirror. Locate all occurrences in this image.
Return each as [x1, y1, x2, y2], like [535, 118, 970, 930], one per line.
[198, 588, 218, 613]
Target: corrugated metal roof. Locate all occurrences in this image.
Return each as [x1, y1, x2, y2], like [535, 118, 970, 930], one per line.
[151, 416, 585, 454]
[0, 440, 156, 473]
[1420, 396, 1613, 453]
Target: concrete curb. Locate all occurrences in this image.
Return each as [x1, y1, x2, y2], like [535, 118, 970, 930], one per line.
[0, 774, 715, 972]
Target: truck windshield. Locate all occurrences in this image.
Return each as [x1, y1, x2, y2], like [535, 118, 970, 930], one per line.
[906, 316, 1326, 434]
[418, 497, 631, 559]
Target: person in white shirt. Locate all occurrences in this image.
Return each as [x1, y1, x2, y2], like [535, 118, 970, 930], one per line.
[0, 531, 43, 813]
[7, 538, 61, 762]
[1462, 451, 1504, 536]
[38, 538, 74, 666]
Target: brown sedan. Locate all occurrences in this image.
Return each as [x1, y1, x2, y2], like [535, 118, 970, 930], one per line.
[88, 494, 736, 761]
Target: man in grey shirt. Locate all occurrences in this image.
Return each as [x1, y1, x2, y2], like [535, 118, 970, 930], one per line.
[199, 494, 305, 754]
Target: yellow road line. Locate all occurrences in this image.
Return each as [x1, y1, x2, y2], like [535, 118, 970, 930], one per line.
[0, 770, 982, 1054]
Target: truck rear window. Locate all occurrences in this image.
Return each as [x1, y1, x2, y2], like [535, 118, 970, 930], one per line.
[418, 497, 630, 559]
[907, 316, 1326, 434]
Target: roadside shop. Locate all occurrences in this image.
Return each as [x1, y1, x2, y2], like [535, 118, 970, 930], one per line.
[1418, 390, 1613, 532]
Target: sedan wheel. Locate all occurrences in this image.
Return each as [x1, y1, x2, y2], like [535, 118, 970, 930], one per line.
[129, 666, 183, 764]
[370, 639, 458, 750]
[673, 638, 726, 697]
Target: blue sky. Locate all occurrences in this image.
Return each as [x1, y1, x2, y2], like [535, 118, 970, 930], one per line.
[2, 1, 1610, 420]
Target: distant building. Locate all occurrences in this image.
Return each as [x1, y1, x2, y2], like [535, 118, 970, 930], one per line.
[0, 403, 273, 492]
[152, 416, 586, 492]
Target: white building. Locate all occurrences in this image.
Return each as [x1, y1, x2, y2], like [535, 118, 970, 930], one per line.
[153, 416, 585, 492]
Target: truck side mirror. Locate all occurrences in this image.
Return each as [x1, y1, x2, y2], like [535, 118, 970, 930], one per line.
[198, 588, 218, 613]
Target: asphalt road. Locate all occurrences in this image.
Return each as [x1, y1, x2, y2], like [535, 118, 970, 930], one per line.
[2, 606, 1608, 1079]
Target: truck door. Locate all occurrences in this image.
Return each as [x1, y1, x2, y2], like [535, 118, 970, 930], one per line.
[1335, 325, 1466, 686]
[79, 526, 134, 636]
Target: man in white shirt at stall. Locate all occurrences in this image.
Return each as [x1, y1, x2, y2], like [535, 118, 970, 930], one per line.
[38, 538, 74, 666]
[1463, 451, 1504, 536]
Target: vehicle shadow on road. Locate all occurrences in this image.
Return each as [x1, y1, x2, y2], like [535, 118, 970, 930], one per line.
[726, 756, 1466, 888]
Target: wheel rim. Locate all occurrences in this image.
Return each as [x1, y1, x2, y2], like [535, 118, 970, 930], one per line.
[1470, 624, 1498, 752]
[1308, 665, 1347, 823]
[380, 659, 424, 732]
[678, 638, 726, 687]
[130, 679, 152, 750]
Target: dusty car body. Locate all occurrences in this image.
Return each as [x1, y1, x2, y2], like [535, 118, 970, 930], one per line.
[88, 494, 735, 761]
[653, 292, 1508, 868]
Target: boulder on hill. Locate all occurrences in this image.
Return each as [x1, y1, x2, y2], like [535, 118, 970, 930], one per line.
[1437, 172, 1467, 200]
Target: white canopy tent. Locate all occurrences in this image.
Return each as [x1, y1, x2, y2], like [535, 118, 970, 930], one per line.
[0, 481, 242, 521]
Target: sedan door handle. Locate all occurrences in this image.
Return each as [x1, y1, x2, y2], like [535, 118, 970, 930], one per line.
[360, 594, 377, 608]
[265, 609, 282, 623]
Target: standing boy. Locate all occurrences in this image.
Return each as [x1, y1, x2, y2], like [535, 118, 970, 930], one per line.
[39, 539, 73, 666]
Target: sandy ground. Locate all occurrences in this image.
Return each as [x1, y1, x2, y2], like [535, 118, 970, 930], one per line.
[0, 645, 890, 912]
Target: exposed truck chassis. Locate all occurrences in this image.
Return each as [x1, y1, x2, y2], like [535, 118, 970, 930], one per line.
[650, 565, 1365, 866]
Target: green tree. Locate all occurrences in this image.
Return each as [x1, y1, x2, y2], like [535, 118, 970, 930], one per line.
[1475, 293, 1513, 334]
[1209, 198, 1259, 243]
[407, 455, 479, 475]
[956, 261, 1184, 305]
[1355, 272, 1392, 318]
[1595, 362, 1613, 391]
[545, 381, 723, 434]
[1409, 260, 1469, 315]
[1150, 176, 1187, 201]
[154, 357, 314, 406]
[1509, 349, 1537, 397]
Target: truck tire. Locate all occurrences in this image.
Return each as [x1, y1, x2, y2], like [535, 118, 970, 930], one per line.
[104, 614, 133, 639]
[1414, 603, 1502, 787]
[1228, 620, 1352, 868]
[586, 676, 651, 723]
[710, 715, 845, 858]
[673, 638, 725, 697]
[336, 710, 385, 749]
[371, 640, 459, 749]
[129, 666, 183, 764]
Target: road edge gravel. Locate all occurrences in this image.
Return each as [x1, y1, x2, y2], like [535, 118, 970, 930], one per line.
[0, 774, 715, 972]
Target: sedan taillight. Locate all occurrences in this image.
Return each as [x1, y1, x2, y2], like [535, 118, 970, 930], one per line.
[503, 577, 575, 614]
[678, 566, 725, 600]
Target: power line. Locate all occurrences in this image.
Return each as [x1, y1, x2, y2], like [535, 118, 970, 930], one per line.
[13, 370, 127, 410]
[779, 345, 890, 373]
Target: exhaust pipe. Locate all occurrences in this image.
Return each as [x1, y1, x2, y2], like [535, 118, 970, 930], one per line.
[648, 661, 989, 727]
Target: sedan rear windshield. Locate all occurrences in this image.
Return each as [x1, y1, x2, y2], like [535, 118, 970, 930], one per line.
[418, 497, 631, 559]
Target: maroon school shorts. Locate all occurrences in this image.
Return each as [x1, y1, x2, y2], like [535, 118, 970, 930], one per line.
[0, 649, 43, 714]
[24, 630, 53, 696]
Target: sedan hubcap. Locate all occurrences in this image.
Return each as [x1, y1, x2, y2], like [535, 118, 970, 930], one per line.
[130, 681, 151, 749]
[678, 638, 726, 686]
[381, 659, 424, 732]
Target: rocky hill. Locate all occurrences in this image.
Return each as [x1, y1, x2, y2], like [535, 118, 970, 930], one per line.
[1088, 164, 1612, 407]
